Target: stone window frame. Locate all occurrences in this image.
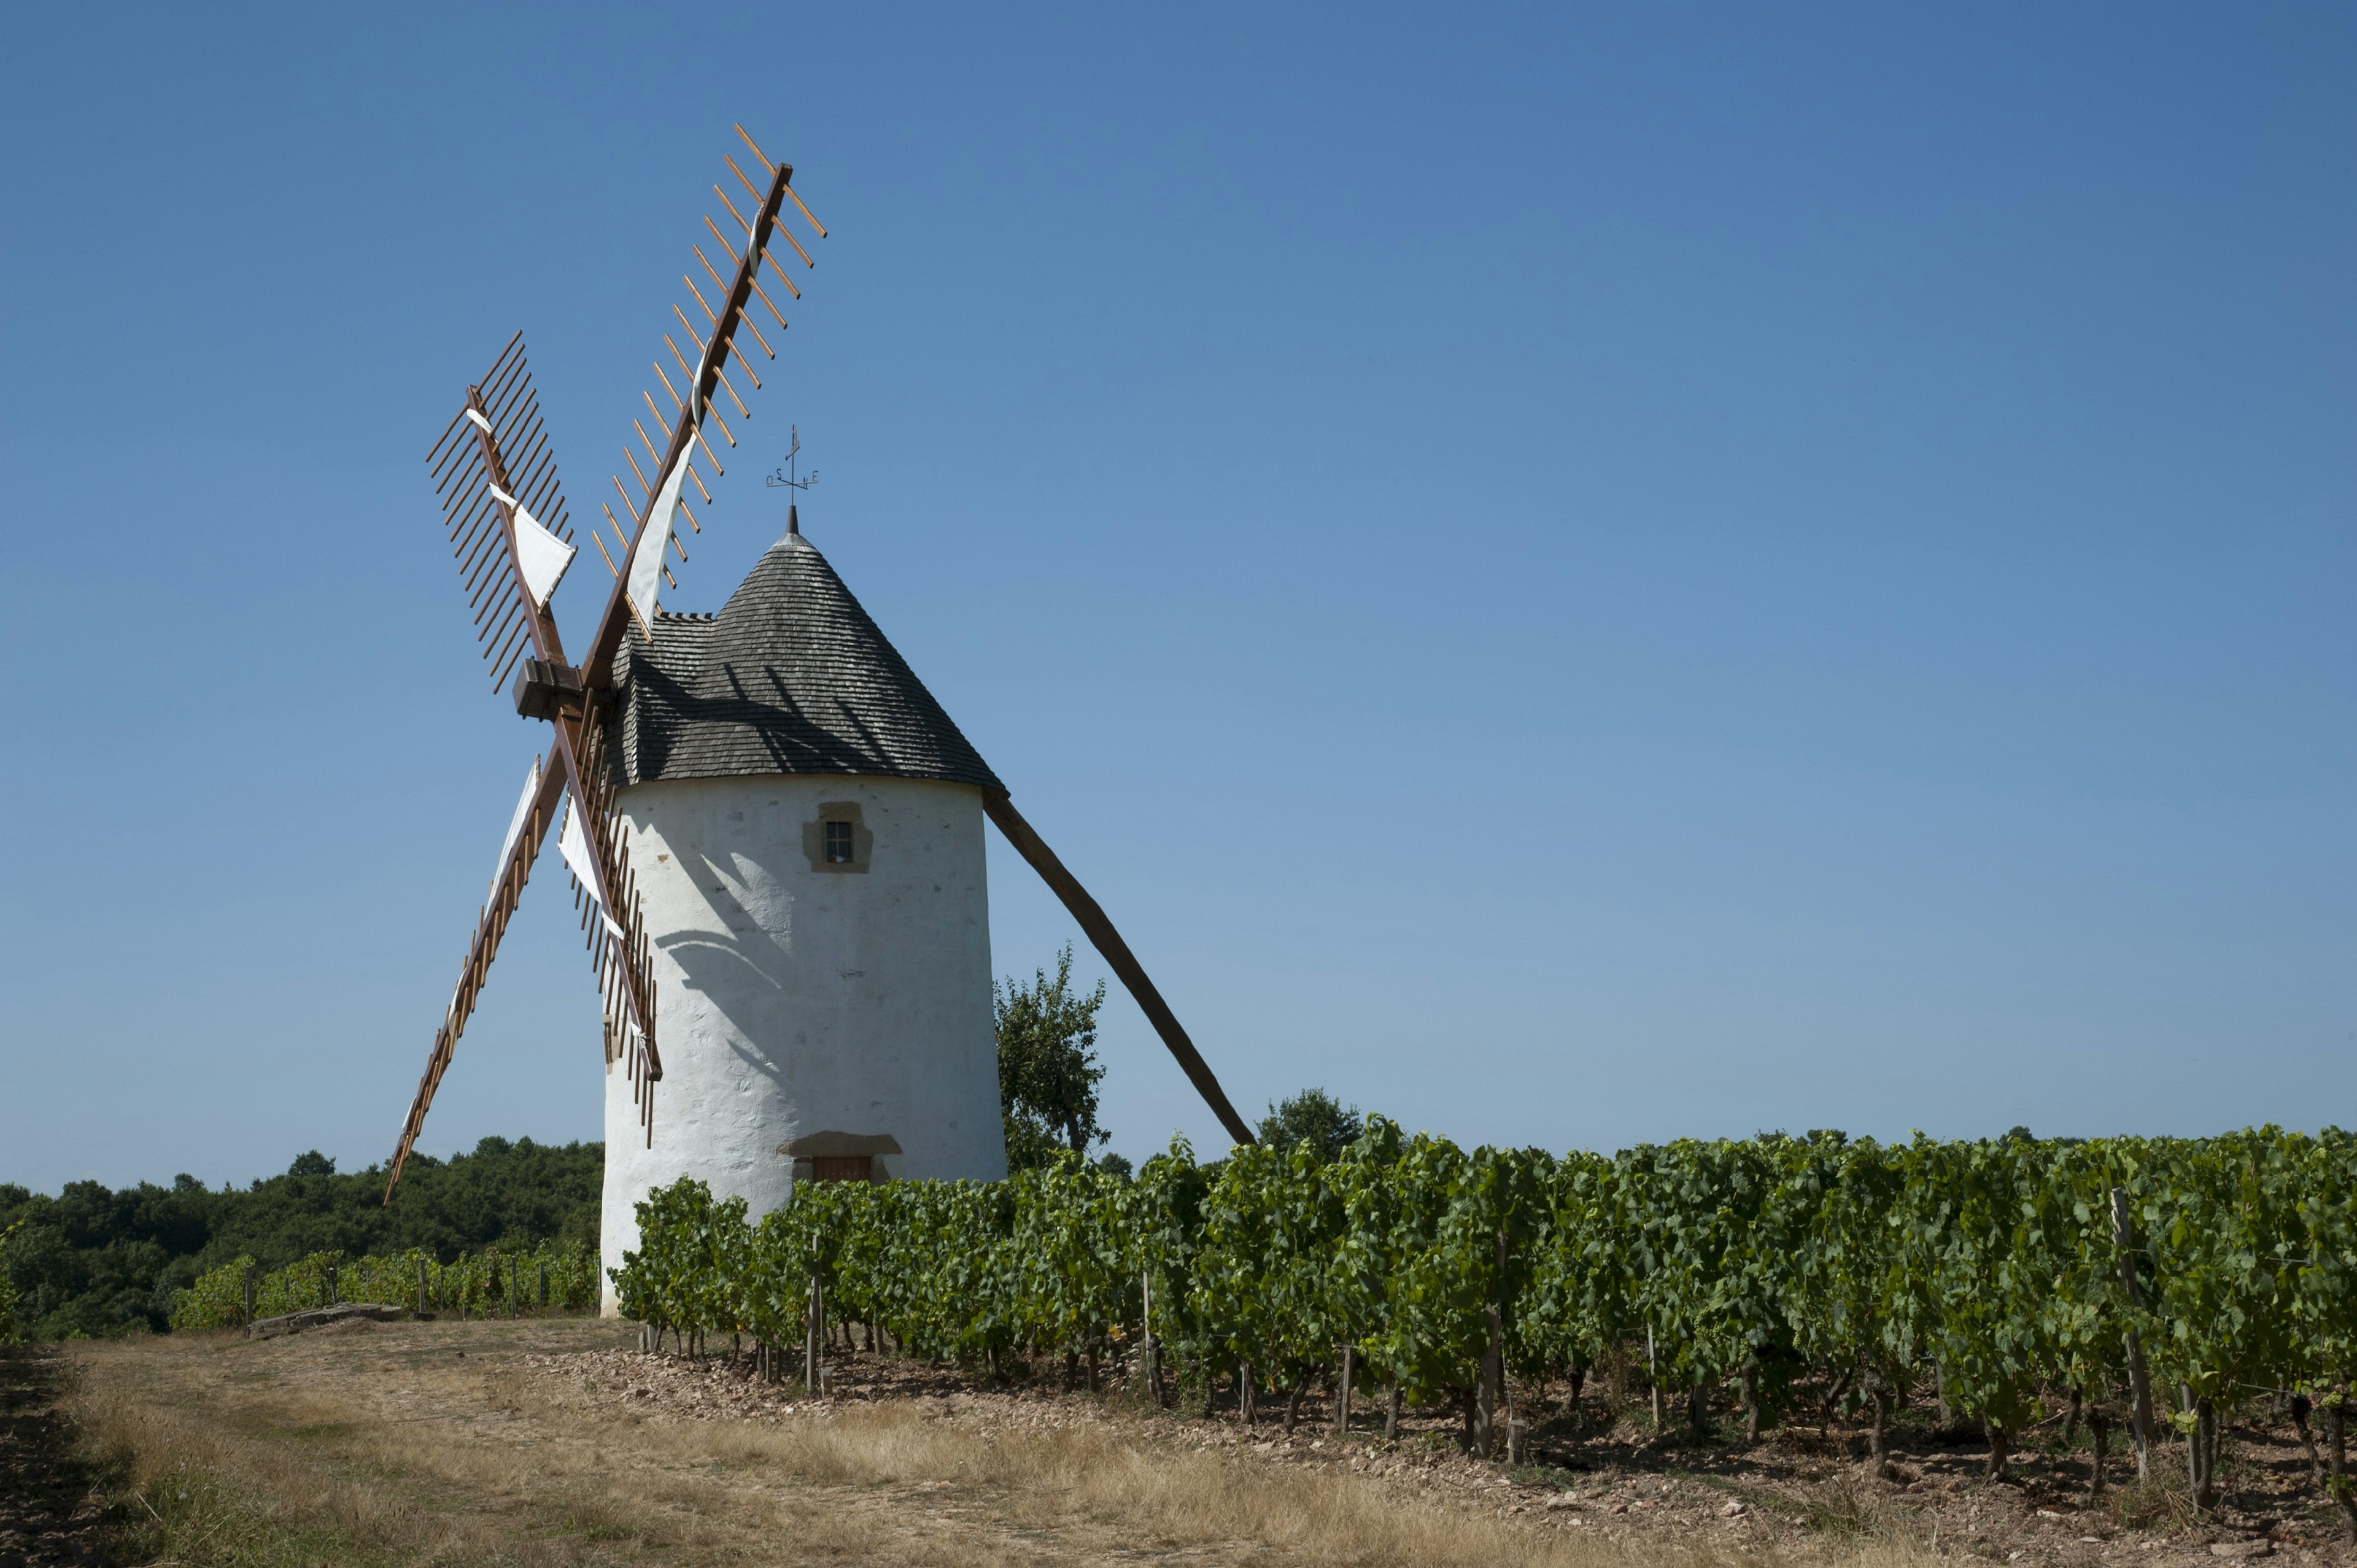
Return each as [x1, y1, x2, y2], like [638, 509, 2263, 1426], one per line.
[800, 801, 874, 874]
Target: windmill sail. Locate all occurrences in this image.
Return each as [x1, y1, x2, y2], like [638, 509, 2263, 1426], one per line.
[582, 125, 822, 686]
[561, 715, 659, 1091]
[389, 342, 665, 1201]
[424, 334, 577, 693]
[389, 755, 564, 1194]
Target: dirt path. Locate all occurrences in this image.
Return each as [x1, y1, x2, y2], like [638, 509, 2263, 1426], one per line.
[64, 1318, 1597, 1566]
[0, 1345, 109, 1567]
[81, 1318, 1161, 1566]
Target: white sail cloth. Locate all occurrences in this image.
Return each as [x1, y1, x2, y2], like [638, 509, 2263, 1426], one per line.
[557, 799, 629, 941]
[625, 447, 691, 633]
[626, 325, 724, 635]
[491, 759, 541, 902]
[487, 484, 576, 609]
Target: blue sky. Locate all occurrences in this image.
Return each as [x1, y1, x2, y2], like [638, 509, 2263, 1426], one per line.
[2, 4, 2350, 1192]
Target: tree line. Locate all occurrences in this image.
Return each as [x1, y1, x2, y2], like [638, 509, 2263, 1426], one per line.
[0, 1138, 602, 1338]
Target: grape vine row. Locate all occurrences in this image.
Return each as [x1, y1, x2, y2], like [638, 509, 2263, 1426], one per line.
[614, 1122, 2357, 1513]
[171, 1240, 600, 1328]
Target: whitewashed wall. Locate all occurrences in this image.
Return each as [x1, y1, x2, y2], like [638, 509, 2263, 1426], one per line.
[599, 773, 1006, 1311]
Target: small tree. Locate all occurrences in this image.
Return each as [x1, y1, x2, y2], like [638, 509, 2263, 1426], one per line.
[997, 945, 1109, 1171]
[1256, 1089, 1364, 1165]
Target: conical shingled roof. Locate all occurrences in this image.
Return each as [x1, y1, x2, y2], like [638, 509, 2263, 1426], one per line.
[607, 531, 1002, 794]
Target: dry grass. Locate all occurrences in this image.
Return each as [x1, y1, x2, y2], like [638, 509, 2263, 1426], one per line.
[2100, 1477, 2198, 1534]
[65, 1321, 1957, 1568]
[79, 1369, 527, 1566]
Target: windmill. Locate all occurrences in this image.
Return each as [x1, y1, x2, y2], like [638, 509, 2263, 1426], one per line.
[391, 128, 1255, 1296]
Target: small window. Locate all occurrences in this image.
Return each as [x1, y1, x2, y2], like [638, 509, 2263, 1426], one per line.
[804, 802, 870, 873]
[808, 1154, 871, 1183]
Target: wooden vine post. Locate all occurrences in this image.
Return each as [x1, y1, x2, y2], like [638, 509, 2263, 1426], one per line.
[2325, 1385, 2356, 1546]
[1475, 1229, 1506, 1459]
[2087, 1405, 2112, 1499]
[1139, 1269, 1164, 1407]
[1334, 1345, 1355, 1435]
[2110, 1188, 2157, 1484]
[805, 1275, 825, 1393]
[2185, 1386, 2217, 1508]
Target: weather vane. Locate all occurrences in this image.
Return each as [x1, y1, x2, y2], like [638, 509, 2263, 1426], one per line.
[765, 425, 818, 499]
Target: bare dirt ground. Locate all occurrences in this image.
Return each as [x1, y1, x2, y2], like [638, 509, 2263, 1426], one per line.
[548, 1333, 2355, 1566]
[42, 1317, 2357, 1567]
[0, 1345, 109, 1566]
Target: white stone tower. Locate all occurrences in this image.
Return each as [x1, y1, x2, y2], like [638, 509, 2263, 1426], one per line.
[594, 520, 1007, 1304]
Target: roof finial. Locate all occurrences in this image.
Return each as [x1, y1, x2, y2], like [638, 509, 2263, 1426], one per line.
[766, 425, 816, 540]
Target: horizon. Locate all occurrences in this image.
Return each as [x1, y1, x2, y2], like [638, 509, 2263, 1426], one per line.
[10, 1117, 2349, 1203]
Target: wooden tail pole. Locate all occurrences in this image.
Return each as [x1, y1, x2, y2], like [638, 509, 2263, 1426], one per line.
[981, 793, 1256, 1146]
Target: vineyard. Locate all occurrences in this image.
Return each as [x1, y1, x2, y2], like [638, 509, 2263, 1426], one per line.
[614, 1122, 2357, 1532]
[170, 1240, 600, 1327]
